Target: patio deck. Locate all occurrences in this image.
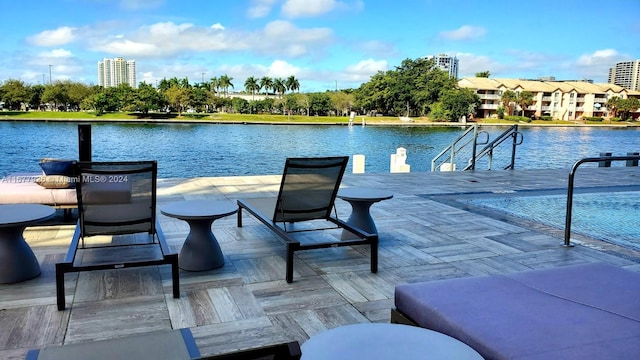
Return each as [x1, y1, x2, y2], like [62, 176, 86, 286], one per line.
[1, 168, 639, 359]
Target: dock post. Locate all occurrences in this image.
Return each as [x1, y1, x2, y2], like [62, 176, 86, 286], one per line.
[78, 123, 91, 162]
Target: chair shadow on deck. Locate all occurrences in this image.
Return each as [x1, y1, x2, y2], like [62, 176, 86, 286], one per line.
[237, 156, 378, 283]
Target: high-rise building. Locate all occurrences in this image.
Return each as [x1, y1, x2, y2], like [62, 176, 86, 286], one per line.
[608, 60, 640, 91]
[427, 54, 459, 79]
[97, 57, 137, 88]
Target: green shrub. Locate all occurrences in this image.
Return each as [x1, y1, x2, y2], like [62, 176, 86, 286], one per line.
[584, 116, 604, 122]
[504, 115, 531, 123]
[610, 117, 622, 122]
[540, 115, 552, 121]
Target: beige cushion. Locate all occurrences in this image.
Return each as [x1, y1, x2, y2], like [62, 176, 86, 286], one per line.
[35, 175, 73, 189]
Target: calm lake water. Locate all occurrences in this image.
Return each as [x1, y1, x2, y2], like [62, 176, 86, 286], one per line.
[1, 122, 638, 178]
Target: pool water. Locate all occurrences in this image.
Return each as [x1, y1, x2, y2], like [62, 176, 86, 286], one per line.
[466, 190, 640, 251]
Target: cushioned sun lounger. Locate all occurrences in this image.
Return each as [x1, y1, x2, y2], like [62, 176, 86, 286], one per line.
[392, 262, 640, 360]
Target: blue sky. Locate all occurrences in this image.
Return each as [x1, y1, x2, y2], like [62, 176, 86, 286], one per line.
[1, 0, 639, 91]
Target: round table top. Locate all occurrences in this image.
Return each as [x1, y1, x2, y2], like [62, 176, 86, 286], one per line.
[160, 200, 238, 220]
[0, 204, 56, 228]
[301, 323, 482, 360]
[337, 188, 393, 202]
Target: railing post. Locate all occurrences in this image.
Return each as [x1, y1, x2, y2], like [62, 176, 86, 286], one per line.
[509, 126, 519, 170]
[471, 125, 478, 170]
[598, 152, 612, 167]
[78, 123, 91, 162]
[564, 154, 640, 247]
[627, 152, 639, 167]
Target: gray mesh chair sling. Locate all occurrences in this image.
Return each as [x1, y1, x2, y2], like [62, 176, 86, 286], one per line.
[237, 156, 378, 283]
[55, 161, 179, 310]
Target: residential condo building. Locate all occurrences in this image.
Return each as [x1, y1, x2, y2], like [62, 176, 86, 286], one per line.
[98, 57, 137, 88]
[459, 77, 640, 120]
[426, 54, 459, 79]
[608, 60, 640, 91]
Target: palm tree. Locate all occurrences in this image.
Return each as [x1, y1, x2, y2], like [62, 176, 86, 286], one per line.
[286, 75, 300, 93]
[500, 90, 517, 116]
[259, 76, 273, 95]
[273, 78, 286, 98]
[218, 74, 234, 97]
[209, 77, 220, 96]
[244, 76, 260, 100]
[516, 91, 534, 117]
[606, 96, 621, 118]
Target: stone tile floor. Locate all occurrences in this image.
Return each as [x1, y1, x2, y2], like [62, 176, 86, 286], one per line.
[1, 168, 639, 359]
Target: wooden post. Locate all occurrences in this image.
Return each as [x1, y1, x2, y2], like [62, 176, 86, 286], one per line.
[78, 124, 91, 162]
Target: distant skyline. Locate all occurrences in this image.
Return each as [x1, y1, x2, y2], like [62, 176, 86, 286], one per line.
[1, 0, 639, 91]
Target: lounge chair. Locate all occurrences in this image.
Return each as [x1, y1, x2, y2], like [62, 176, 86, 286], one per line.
[236, 156, 378, 283]
[198, 341, 301, 360]
[55, 161, 179, 310]
[26, 328, 200, 360]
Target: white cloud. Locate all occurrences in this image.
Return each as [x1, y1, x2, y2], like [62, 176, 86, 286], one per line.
[248, 0, 279, 18]
[28, 26, 77, 46]
[342, 59, 387, 81]
[267, 60, 301, 77]
[282, 0, 336, 17]
[455, 53, 501, 77]
[38, 48, 73, 58]
[99, 39, 158, 56]
[574, 49, 626, 81]
[88, 20, 332, 58]
[576, 49, 619, 66]
[439, 25, 486, 41]
[356, 40, 397, 57]
[211, 23, 225, 31]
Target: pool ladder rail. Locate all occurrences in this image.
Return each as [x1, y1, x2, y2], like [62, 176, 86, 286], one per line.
[563, 153, 640, 247]
[431, 124, 523, 172]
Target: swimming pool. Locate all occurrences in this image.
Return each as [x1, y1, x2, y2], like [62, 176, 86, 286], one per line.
[463, 189, 640, 251]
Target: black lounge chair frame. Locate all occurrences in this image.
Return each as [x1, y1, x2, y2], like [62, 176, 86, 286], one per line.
[199, 341, 301, 360]
[55, 161, 179, 310]
[237, 156, 378, 283]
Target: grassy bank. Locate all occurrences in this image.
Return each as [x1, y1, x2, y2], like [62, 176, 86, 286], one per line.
[1, 111, 638, 127]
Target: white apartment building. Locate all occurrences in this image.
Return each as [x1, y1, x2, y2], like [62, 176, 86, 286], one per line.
[608, 60, 640, 91]
[427, 54, 459, 79]
[97, 57, 137, 88]
[459, 77, 640, 120]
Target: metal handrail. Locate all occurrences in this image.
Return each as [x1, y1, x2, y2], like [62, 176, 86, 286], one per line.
[431, 124, 484, 171]
[563, 155, 640, 247]
[463, 125, 522, 171]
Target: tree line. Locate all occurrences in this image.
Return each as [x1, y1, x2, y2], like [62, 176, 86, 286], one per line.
[0, 57, 481, 121]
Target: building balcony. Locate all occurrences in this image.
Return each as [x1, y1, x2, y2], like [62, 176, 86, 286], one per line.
[542, 96, 552, 101]
[480, 104, 499, 109]
[478, 94, 501, 100]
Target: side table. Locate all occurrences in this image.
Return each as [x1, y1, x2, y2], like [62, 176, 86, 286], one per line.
[337, 188, 393, 239]
[0, 204, 55, 283]
[161, 200, 238, 271]
[301, 323, 482, 359]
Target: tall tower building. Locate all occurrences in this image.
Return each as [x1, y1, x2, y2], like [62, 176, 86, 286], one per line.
[608, 60, 640, 90]
[427, 54, 459, 79]
[97, 57, 137, 88]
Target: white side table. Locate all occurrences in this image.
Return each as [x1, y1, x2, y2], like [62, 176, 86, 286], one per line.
[301, 323, 483, 359]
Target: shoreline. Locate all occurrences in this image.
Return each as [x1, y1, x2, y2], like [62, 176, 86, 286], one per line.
[1, 117, 639, 128]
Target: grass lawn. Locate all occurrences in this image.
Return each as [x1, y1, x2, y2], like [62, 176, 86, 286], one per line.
[0, 111, 637, 127]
